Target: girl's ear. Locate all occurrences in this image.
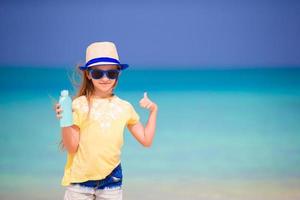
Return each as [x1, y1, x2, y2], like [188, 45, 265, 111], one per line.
[85, 71, 92, 80]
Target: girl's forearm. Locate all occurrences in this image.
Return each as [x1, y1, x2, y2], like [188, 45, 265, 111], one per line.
[144, 106, 158, 147]
[61, 126, 79, 154]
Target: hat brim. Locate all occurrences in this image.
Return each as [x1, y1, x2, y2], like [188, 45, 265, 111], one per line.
[79, 63, 129, 71]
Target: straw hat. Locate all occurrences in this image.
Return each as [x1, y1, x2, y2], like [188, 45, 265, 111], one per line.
[79, 41, 129, 71]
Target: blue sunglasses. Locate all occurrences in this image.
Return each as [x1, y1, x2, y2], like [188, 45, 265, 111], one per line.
[88, 69, 120, 80]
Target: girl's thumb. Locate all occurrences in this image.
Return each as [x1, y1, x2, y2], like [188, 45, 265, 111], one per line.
[144, 92, 148, 98]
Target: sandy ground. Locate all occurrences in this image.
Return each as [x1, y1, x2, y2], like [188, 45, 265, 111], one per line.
[1, 178, 300, 200]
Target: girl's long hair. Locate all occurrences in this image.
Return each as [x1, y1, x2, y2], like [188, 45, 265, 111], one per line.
[59, 64, 119, 151]
[72, 65, 94, 122]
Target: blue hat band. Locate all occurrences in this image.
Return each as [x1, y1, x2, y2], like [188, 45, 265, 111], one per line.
[79, 57, 128, 71]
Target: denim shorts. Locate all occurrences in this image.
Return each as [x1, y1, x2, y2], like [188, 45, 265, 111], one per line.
[71, 164, 123, 190]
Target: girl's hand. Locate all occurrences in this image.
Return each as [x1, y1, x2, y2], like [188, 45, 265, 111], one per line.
[139, 92, 158, 112]
[54, 103, 63, 119]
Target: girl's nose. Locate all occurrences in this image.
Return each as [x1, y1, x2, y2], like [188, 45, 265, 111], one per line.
[100, 74, 109, 81]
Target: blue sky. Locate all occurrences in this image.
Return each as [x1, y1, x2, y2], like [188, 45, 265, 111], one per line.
[0, 0, 299, 68]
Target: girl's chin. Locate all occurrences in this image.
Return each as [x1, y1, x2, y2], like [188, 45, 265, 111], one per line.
[95, 87, 113, 93]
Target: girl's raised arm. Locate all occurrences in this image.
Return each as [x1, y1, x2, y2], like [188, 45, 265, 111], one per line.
[127, 92, 158, 147]
[55, 103, 80, 154]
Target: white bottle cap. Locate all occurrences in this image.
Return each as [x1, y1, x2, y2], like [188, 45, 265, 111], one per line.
[61, 90, 69, 97]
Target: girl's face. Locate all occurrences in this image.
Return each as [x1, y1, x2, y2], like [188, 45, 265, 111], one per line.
[87, 65, 120, 94]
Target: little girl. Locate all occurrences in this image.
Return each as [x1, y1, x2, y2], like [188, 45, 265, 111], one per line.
[54, 41, 158, 200]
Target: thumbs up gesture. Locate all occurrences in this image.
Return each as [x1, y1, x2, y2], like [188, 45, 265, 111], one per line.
[139, 92, 158, 112]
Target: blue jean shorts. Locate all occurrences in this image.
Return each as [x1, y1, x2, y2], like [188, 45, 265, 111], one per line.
[71, 164, 123, 190]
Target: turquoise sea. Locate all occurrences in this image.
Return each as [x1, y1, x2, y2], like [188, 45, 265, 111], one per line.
[1, 66, 300, 200]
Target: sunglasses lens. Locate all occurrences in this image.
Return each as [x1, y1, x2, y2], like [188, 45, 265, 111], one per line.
[90, 70, 104, 79]
[107, 70, 120, 79]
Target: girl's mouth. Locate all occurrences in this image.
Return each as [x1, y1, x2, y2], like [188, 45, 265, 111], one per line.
[99, 83, 112, 86]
